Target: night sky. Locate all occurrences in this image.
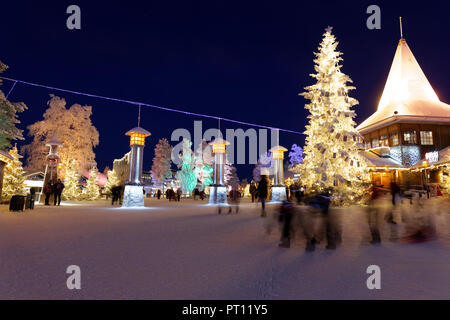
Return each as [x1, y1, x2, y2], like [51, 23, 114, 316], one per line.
[1, 0, 449, 180]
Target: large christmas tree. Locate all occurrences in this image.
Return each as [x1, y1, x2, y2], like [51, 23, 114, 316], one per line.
[292, 27, 368, 203]
[1, 145, 26, 201]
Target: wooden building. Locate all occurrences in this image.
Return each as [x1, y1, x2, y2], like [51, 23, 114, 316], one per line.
[357, 36, 450, 188]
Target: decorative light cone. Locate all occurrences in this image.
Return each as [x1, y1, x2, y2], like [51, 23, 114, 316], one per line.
[208, 137, 230, 205]
[269, 145, 288, 202]
[122, 126, 151, 207]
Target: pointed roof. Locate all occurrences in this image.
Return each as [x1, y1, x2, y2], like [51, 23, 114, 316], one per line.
[125, 127, 151, 136]
[357, 38, 450, 133]
[46, 133, 62, 146]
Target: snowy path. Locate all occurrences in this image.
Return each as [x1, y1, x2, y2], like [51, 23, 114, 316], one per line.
[0, 198, 449, 299]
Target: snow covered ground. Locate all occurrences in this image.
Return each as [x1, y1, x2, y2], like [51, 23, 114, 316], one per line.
[0, 196, 449, 300]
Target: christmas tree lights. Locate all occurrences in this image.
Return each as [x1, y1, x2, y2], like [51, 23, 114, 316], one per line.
[292, 27, 369, 204]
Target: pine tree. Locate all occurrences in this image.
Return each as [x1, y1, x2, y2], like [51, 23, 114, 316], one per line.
[62, 159, 81, 200]
[288, 144, 304, 168]
[176, 138, 197, 195]
[225, 161, 239, 188]
[252, 152, 273, 182]
[0, 62, 27, 150]
[82, 167, 100, 200]
[151, 138, 173, 184]
[1, 145, 26, 201]
[292, 27, 368, 203]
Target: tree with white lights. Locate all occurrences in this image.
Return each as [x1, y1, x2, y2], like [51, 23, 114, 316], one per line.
[151, 138, 173, 185]
[225, 160, 239, 188]
[1, 145, 26, 201]
[82, 167, 100, 200]
[22, 95, 99, 174]
[62, 159, 81, 200]
[292, 27, 368, 203]
[104, 169, 121, 195]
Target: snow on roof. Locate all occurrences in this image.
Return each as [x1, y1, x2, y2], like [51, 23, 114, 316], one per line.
[269, 145, 288, 152]
[208, 137, 230, 145]
[361, 150, 403, 168]
[357, 38, 450, 133]
[410, 146, 450, 168]
[125, 127, 151, 136]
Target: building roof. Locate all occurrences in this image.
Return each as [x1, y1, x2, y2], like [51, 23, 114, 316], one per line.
[125, 127, 151, 136]
[357, 38, 450, 133]
[46, 133, 63, 146]
[362, 150, 403, 168]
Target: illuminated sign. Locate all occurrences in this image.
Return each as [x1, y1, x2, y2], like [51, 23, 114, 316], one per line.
[425, 151, 439, 164]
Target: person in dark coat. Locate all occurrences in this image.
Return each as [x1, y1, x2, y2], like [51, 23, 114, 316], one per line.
[257, 175, 269, 216]
[157, 189, 162, 199]
[278, 200, 294, 248]
[44, 182, 53, 206]
[111, 186, 122, 205]
[29, 187, 36, 209]
[249, 183, 257, 203]
[53, 179, 65, 206]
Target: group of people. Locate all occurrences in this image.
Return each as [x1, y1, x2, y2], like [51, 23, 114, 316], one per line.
[43, 179, 65, 206]
[274, 190, 340, 251]
[366, 181, 438, 244]
[165, 188, 183, 201]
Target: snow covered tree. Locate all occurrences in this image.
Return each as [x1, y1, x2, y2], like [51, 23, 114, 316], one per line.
[176, 138, 197, 195]
[292, 27, 368, 203]
[112, 152, 130, 186]
[62, 159, 81, 200]
[288, 144, 303, 168]
[0, 62, 27, 149]
[224, 160, 239, 188]
[253, 152, 273, 182]
[82, 167, 100, 200]
[104, 169, 121, 195]
[194, 140, 213, 190]
[151, 138, 173, 184]
[22, 95, 99, 174]
[1, 145, 25, 201]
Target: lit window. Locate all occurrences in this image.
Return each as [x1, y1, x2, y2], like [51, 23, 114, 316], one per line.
[420, 131, 433, 145]
[390, 133, 399, 146]
[379, 135, 389, 146]
[371, 138, 379, 148]
[403, 131, 416, 144]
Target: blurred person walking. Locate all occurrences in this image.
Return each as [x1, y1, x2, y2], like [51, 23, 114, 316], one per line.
[258, 175, 269, 217]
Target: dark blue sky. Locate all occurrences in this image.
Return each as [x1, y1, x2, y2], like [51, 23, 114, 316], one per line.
[1, 0, 449, 180]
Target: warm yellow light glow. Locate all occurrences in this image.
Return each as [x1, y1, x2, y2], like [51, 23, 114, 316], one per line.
[378, 39, 439, 111]
[130, 133, 146, 146]
[211, 143, 226, 154]
[271, 150, 285, 159]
